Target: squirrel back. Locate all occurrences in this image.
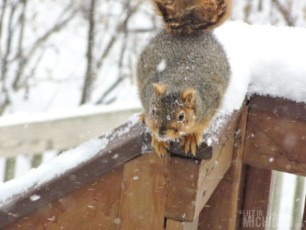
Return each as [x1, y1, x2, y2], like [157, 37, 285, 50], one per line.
[152, 0, 232, 34]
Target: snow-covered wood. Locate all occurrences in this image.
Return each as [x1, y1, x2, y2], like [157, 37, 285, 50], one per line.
[0, 105, 238, 228]
[1, 95, 306, 229]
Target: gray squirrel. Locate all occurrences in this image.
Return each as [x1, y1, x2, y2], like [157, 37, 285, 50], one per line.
[137, 0, 231, 156]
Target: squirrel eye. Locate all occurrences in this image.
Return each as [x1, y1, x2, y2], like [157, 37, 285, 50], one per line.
[178, 112, 185, 121]
[152, 108, 158, 116]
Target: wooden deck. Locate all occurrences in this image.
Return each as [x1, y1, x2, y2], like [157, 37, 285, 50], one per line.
[0, 95, 305, 229]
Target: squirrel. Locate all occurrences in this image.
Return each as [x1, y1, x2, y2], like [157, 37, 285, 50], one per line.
[136, 0, 232, 157]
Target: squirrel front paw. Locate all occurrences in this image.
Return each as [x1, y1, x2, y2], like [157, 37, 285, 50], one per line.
[151, 136, 170, 157]
[180, 134, 200, 156]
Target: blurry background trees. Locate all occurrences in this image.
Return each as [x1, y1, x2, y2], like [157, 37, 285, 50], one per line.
[0, 0, 305, 115]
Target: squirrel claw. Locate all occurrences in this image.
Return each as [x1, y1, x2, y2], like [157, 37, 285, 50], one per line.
[152, 136, 170, 157]
[181, 134, 199, 156]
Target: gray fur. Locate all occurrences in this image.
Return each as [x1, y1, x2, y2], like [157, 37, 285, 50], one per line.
[137, 31, 231, 123]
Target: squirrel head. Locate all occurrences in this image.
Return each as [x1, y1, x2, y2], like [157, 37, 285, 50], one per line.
[145, 83, 197, 141]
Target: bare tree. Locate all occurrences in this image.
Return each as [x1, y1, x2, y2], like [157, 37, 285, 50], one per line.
[234, 0, 306, 26]
[80, 0, 96, 104]
[0, 0, 77, 114]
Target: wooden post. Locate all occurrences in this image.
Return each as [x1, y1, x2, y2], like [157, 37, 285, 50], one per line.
[119, 153, 168, 230]
[198, 106, 248, 230]
[240, 166, 272, 230]
[166, 118, 236, 222]
[4, 158, 16, 181]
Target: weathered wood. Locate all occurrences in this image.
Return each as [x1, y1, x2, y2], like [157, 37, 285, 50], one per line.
[166, 117, 236, 222]
[5, 167, 123, 230]
[250, 96, 306, 121]
[166, 218, 199, 230]
[244, 98, 306, 176]
[165, 156, 200, 221]
[119, 153, 167, 230]
[0, 107, 141, 157]
[240, 166, 272, 230]
[198, 106, 248, 230]
[0, 121, 144, 228]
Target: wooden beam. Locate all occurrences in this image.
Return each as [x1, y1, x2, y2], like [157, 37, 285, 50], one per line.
[240, 166, 272, 230]
[119, 153, 167, 230]
[165, 117, 236, 222]
[249, 96, 306, 121]
[5, 167, 124, 229]
[198, 106, 248, 230]
[244, 97, 306, 176]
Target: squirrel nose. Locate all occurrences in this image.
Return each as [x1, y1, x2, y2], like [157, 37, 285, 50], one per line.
[159, 127, 167, 136]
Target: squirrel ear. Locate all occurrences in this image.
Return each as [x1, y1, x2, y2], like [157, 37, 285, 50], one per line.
[153, 83, 167, 96]
[181, 89, 196, 108]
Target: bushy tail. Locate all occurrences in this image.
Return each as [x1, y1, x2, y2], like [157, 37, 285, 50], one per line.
[152, 0, 232, 35]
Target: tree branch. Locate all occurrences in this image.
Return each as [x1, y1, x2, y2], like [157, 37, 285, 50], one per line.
[12, 0, 27, 90]
[0, 0, 8, 58]
[272, 0, 295, 26]
[1, 3, 17, 84]
[95, 0, 141, 72]
[26, 2, 77, 61]
[80, 0, 96, 104]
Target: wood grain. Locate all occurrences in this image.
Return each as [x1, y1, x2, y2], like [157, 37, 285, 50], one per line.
[166, 119, 236, 222]
[244, 107, 306, 176]
[5, 167, 124, 230]
[119, 153, 167, 230]
[198, 106, 248, 230]
[240, 166, 272, 230]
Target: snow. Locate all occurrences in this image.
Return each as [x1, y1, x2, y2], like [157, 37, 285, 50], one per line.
[215, 21, 306, 108]
[157, 59, 167, 72]
[203, 21, 306, 143]
[0, 138, 108, 205]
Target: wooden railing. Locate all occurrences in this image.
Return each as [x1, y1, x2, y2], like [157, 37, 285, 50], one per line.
[0, 106, 141, 181]
[0, 95, 306, 229]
